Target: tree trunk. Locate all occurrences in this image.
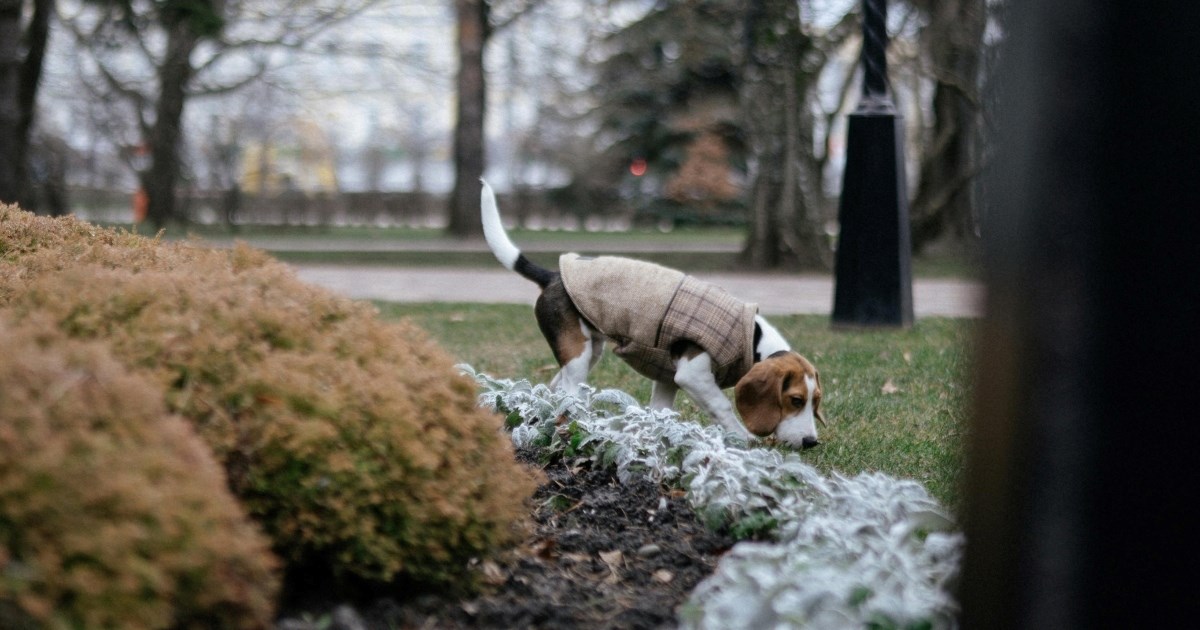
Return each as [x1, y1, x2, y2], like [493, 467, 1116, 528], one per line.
[143, 19, 200, 229]
[910, 0, 987, 252]
[739, 0, 828, 269]
[447, 0, 489, 237]
[0, 0, 51, 210]
[0, 0, 24, 205]
[17, 0, 52, 212]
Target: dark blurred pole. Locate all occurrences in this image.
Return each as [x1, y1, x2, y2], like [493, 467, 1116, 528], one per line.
[831, 0, 913, 328]
[858, 0, 889, 111]
[963, 1, 1200, 628]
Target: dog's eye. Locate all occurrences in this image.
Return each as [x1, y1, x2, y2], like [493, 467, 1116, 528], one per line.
[791, 396, 806, 408]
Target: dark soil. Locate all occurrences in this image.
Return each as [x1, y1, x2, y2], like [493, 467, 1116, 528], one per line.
[277, 448, 735, 629]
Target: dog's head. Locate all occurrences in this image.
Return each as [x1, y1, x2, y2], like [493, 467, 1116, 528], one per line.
[734, 352, 826, 449]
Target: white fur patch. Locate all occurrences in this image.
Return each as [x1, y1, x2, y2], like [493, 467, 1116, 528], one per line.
[551, 320, 594, 393]
[480, 179, 520, 270]
[675, 352, 753, 440]
[754, 315, 791, 357]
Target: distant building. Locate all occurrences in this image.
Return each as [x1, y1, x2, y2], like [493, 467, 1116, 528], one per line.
[240, 117, 339, 194]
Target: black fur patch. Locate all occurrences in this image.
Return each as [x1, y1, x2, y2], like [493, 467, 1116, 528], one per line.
[515, 254, 556, 288]
[534, 275, 584, 365]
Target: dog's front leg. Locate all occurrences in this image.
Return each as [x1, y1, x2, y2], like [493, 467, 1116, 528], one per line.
[673, 352, 754, 441]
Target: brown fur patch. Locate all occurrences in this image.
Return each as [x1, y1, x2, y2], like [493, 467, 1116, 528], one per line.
[553, 310, 590, 365]
[734, 352, 821, 436]
[534, 277, 592, 366]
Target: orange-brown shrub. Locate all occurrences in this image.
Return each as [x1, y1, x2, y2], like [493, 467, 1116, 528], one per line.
[0, 206, 540, 585]
[0, 320, 279, 629]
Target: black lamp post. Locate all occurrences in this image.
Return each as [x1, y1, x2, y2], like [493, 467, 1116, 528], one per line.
[831, 0, 914, 328]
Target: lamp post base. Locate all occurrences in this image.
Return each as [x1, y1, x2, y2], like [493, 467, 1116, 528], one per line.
[832, 111, 914, 329]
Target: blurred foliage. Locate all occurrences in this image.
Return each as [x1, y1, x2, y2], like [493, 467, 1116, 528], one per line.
[591, 0, 746, 215]
[0, 205, 541, 588]
[0, 320, 278, 629]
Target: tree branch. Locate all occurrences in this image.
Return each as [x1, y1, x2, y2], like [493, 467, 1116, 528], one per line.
[490, 0, 547, 33]
[188, 0, 381, 91]
[189, 57, 270, 96]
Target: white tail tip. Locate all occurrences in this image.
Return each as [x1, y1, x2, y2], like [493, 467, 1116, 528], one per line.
[480, 178, 520, 270]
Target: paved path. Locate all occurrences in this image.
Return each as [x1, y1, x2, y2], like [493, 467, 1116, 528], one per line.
[291, 264, 985, 318]
[203, 236, 742, 253]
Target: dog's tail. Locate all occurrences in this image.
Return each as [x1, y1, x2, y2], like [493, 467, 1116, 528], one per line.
[480, 179, 555, 288]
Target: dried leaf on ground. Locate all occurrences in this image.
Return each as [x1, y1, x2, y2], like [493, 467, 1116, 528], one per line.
[599, 550, 624, 584]
[481, 560, 507, 585]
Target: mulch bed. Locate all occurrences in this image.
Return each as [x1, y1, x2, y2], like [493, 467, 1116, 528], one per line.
[278, 447, 735, 629]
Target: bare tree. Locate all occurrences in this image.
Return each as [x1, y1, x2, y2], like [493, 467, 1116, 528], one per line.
[447, 0, 489, 236]
[739, 0, 856, 269]
[0, 0, 23, 204]
[0, 0, 52, 208]
[447, 0, 543, 237]
[61, 0, 373, 229]
[908, 0, 988, 252]
[400, 102, 433, 193]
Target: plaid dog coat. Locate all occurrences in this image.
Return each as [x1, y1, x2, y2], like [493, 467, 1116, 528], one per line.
[559, 253, 758, 387]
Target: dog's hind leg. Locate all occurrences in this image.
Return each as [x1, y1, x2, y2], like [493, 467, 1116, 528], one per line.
[587, 333, 605, 371]
[548, 319, 595, 393]
[649, 381, 678, 410]
[536, 280, 596, 393]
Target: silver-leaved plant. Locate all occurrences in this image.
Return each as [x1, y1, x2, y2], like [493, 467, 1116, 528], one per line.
[462, 366, 963, 629]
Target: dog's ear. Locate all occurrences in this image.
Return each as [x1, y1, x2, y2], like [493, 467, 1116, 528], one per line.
[734, 360, 787, 436]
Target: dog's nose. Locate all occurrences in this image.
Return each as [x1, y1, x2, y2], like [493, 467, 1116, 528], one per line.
[801, 436, 821, 450]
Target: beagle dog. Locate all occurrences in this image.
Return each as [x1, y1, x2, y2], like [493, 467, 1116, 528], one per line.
[480, 181, 825, 449]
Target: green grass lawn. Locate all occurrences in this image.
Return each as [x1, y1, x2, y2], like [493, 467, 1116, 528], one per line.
[379, 302, 973, 513]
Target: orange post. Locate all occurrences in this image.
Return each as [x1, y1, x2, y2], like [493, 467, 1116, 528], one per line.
[132, 187, 148, 223]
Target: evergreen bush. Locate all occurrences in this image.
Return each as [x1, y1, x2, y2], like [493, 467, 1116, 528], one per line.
[0, 206, 540, 585]
[0, 321, 279, 629]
